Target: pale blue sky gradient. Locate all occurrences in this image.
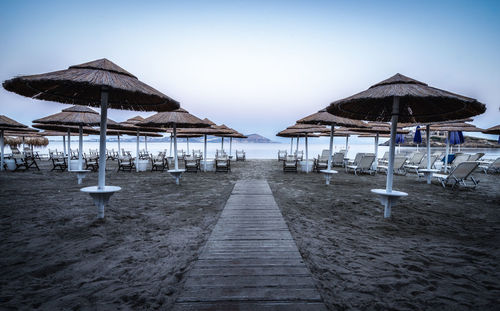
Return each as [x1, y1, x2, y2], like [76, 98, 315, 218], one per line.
[1, 0, 499, 142]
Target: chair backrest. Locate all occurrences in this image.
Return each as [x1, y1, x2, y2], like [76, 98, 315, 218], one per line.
[380, 151, 389, 160]
[452, 153, 471, 167]
[393, 156, 407, 170]
[320, 150, 330, 158]
[358, 155, 375, 169]
[11, 147, 21, 155]
[278, 150, 287, 156]
[332, 152, 344, 163]
[408, 152, 424, 164]
[285, 155, 296, 162]
[449, 161, 479, 180]
[419, 154, 439, 168]
[352, 153, 365, 165]
[489, 157, 500, 168]
[468, 153, 484, 162]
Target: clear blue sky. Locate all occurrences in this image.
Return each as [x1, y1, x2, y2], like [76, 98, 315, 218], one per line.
[1, 0, 499, 142]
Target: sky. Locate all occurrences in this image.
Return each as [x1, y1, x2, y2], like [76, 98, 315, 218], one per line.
[0, 0, 499, 143]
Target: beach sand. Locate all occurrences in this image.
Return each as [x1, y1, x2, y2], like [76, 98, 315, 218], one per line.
[1, 159, 499, 310]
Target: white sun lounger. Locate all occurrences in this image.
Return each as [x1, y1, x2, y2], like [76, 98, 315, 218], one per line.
[346, 155, 376, 175]
[433, 161, 480, 189]
[479, 157, 500, 174]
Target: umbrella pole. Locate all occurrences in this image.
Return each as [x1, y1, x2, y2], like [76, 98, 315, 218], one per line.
[22, 137, 25, 151]
[63, 135, 66, 157]
[203, 134, 207, 172]
[382, 97, 400, 219]
[221, 137, 224, 151]
[79, 125, 83, 170]
[136, 129, 139, 172]
[230, 137, 232, 157]
[98, 90, 108, 190]
[305, 134, 309, 173]
[426, 124, 431, 184]
[290, 138, 293, 154]
[296, 136, 299, 154]
[173, 124, 179, 171]
[0, 129, 4, 171]
[327, 125, 334, 171]
[145, 135, 148, 152]
[444, 132, 450, 173]
[170, 133, 173, 157]
[345, 136, 349, 154]
[117, 134, 121, 157]
[187, 137, 189, 154]
[373, 132, 379, 171]
[67, 129, 71, 172]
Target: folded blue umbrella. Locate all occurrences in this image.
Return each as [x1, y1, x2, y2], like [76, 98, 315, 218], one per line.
[396, 134, 405, 144]
[413, 126, 422, 144]
[449, 131, 462, 145]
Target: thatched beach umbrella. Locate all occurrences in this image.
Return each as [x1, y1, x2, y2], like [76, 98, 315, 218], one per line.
[4, 136, 22, 147]
[297, 109, 367, 183]
[33, 105, 116, 174]
[327, 73, 486, 218]
[138, 108, 209, 184]
[482, 124, 500, 143]
[213, 127, 247, 158]
[178, 121, 235, 171]
[0, 115, 28, 171]
[3, 58, 179, 218]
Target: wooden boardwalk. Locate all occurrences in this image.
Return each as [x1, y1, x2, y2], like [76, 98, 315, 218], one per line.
[174, 179, 327, 311]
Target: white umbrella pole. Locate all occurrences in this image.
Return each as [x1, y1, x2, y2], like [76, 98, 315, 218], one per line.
[221, 137, 224, 151]
[22, 137, 25, 150]
[386, 97, 399, 193]
[98, 90, 108, 190]
[169, 133, 173, 157]
[203, 134, 207, 172]
[63, 135, 66, 157]
[0, 129, 4, 171]
[117, 134, 121, 157]
[444, 132, 450, 173]
[67, 129, 71, 172]
[145, 135, 148, 152]
[136, 129, 139, 172]
[187, 137, 190, 154]
[79, 125, 83, 170]
[327, 126, 334, 170]
[305, 134, 309, 173]
[290, 138, 293, 153]
[173, 124, 179, 170]
[345, 136, 349, 153]
[373, 132, 379, 170]
[230, 137, 232, 157]
[426, 124, 431, 183]
[296, 137, 299, 153]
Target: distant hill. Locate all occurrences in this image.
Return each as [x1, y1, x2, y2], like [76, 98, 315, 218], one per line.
[84, 133, 276, 143]
[236, 134, 275, 143]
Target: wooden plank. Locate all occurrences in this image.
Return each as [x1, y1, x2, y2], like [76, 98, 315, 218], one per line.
[177, 287, 322, 302]
[174, 302, 327, 311]
[184, 275, 317, 288]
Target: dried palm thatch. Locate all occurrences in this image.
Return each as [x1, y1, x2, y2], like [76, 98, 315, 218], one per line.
[276, 129, 320, 138]
[327, 73, 486, 123]
[108, 115, 166, 133]
[0, 115, 28, 129]
[3, 59, 179, 112]
[32, 123, 100, 135]
[430, 122, 484, 132]
[348, 122, 409, 134]
[217, 132, 248, 138]
[176, 133, 204, 138]
[177, 127, 233, 135]
[25, 136, 49, 146]
[138, 108, 210, 128]
[203, 118, 217, 126]
[39, 131, 85, 136]
[33, 105, 102, 125]
[4, 136, 22, 147]
[297, 109, 367, 128]
[482, 125, 500, 135]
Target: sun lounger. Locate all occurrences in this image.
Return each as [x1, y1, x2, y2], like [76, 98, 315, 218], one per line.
[445, 153, 471, 171]
[117, 157, 134, 172]
[215, 155, 230, 173]
[468, 152, 485, 162]
[283, 155, 298, 173]
[377, 156, 407, 175]
[479, 157, 500, 174]
[378, 151, 389, 165]
[346, 153, 365, 169]
[404, 154, 439, 176]
[294, 150, 303, 161]
[151, 153, 168, 171]
[433, 161, 480, 189]
[346, 154, 376, 175]
[51, 156, 67, 171]
[185, 155, 200, 172]
[236, 150, 246, 161]
[406, 152, 425, 166]
[331, 152, 345, 167]
[278, 150, 287, 161]
[85, 155, 99, 171]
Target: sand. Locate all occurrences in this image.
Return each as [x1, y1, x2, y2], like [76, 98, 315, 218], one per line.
[1, 159, 499, 310]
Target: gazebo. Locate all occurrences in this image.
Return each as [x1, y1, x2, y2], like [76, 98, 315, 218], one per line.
[0, 115, 29, 171]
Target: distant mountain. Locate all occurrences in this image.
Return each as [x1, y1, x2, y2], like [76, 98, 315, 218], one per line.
[82, 133, 276, 143]
[237, 134, 275, 143]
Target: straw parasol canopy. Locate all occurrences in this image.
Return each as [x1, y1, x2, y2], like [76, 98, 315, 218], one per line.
[33, 106, 103, 125]
[40, 130, 86, 137]
[32, 123, 100, 135]
[430, 122, 484, 132]
[0, 115, 28, 129]
[3, 58, 179, 112]
[138, 108, 210, 129]
[108, 115, 166, 133]
[4, 136, 22, 147]
[277, 130, 320, 138]
[25, 136, 49, 147]
[297, 109, 367, 127]
[327, 73, 486, 123]
[482, 125, 500, 135]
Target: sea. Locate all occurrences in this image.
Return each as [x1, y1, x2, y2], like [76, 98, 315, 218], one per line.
[10, 140, 500, 160]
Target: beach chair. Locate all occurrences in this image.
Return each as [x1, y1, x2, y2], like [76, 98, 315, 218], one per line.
[117, 157, 134, 172]
[378, 151, 389, 165]
[468, 152, 484, 162]
[295, 150, 304, 161]
[406, 152, 425, 166]
[51, 155, 67, 171]
[346, 153, 365, 170]
[283, 155, 298, 173]
[278, 150, 287, 161]
[346, 155, 376, 175]
[85, 155, 99, 172]
[331, 152, 345, 167]
[479, 157, 500, 174]
[378, 156, 407, 175]
[433, 161, 480, 189]
[446, 153, 471, 171]
[185, 155, 200, 172]
[192, 150, 203, 160]
[236, 150, 246, 161]
[404, 154, 438, 175]
[215, 155, 230, 173]
[151, 153, 168, 171]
